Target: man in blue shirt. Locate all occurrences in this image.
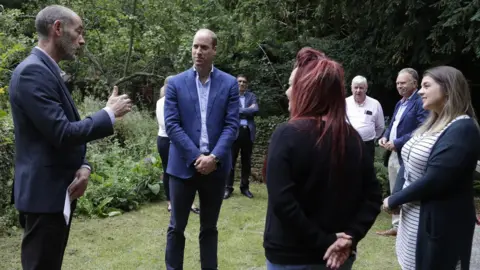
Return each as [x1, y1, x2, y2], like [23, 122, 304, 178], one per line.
[163, 29, 239, 269]
[224, 75, 259, 199]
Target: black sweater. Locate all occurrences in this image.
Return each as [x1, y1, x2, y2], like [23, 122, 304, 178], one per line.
[263, 120, 382, 265]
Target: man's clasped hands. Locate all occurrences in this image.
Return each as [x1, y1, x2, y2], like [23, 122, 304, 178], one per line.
[194, 154, 217, 175]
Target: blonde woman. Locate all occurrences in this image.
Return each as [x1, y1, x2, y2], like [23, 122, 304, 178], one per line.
[156, 76, 199, 214]
[383, 66, 480, 270]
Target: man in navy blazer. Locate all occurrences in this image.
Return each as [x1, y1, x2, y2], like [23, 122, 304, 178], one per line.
[164, 29, 239, 270]
[8, 5, 132, 269]
[377, 68, 428, 236]
[224, 75, 259, 199]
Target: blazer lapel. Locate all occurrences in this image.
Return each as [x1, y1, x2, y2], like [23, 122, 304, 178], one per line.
[32, 48, 81, 120]
[59, 79, 81, 120]
[245, 92, 252, 106]
[186, 69, 201, 122]
[207, 68, 223, 118]
[398, 93, 417, 125]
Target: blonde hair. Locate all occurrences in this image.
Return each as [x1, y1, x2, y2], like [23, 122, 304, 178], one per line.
[159, 75, 174, 99]
[414, 66, 478, 135]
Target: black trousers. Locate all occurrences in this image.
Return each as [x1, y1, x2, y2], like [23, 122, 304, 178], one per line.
[157, 136, 171, 201]
[364, 139, 376, 165]
[227, 126, 253, 191]
[165, 173, 225, 270]
[20, 201, 76, 270]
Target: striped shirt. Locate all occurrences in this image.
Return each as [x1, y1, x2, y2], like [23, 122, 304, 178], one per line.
[397, 115, 468, 270]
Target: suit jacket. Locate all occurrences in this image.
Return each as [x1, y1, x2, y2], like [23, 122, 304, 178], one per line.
[238, 91, 259, 142]
[390, 118, 479, 270]
[8, 47, 114, 213]
[383, 91, 428, 165]
[164, 67, 239, 179]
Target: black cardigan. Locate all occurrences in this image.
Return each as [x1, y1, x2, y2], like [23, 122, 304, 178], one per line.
[263, 120, 382, 265]
[389, 118, 480, 270]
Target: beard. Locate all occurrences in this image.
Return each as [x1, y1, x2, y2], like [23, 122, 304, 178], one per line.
[57, 31, 77, 61]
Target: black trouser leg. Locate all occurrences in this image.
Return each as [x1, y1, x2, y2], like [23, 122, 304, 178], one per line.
[226, 139, 241, 192]
[21, 202, 76, 270]
[227, 126, 253, 191]
[364, 139, 375, 165]
[239, 130, 253, 190]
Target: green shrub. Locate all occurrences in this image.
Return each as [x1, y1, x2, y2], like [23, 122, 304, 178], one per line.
[0, 97, 17, 234]
[75, 96, 164, 217]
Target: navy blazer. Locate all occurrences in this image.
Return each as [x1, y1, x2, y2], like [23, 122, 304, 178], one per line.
[8, 48, 114, 213]
[164, 67, 239, 179]
[384, 91, 428, 163]
[238, 91, 259, 142]
[390, 118, 480, 270]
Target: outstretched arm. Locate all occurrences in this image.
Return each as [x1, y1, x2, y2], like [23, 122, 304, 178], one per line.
[14, 64, 114, 148]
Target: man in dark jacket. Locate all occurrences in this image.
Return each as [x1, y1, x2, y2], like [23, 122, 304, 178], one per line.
[377, 68, 428, 236]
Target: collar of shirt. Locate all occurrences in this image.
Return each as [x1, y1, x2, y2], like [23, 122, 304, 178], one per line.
[240, 90, 249, 97]
[35, 46, 64, 76]
[193, 65, 214, 82]
[400, 89, 417, 104]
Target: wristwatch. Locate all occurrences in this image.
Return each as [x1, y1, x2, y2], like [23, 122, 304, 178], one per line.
[211, 154, 220, 164]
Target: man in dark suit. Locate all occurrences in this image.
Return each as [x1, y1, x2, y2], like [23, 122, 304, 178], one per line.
[376, 68, 428, 236]
[8, 5, 132, 269]
[224, 75, 258, 199]
[164, 29, 239, 270]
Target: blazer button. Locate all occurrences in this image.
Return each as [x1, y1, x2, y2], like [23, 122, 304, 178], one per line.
[196, 129, 200, 132]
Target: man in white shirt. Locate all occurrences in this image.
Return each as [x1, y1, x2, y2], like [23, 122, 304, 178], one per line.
[346, 75, 385, 164]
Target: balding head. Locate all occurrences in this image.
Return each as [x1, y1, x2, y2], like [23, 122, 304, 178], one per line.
[35, 5, 78, 40]
[192, 28, 217, 71]
[34, 5, 85, 62]
[194, 29, 217, 48]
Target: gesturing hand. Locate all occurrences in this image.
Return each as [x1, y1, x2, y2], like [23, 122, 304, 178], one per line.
[68, 167, 91, 200]
[106, 86, 132, 118]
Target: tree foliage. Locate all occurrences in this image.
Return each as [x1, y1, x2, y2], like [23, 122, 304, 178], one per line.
[2, 0, 479, 116]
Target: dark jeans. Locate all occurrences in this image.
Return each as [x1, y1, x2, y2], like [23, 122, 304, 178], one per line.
[165, 173, 225, 270]
[227, 126, 253, 191]
[157, 136, 171, 201]
[20, 201, 76, 270]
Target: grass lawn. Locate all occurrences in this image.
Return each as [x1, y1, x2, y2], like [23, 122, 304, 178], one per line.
[0, 183, 400, 269]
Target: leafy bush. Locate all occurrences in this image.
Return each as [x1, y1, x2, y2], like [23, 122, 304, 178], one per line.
[0, 94, 17, 234]
[75, 96, 164, 217]
[0, 93, 164, 233]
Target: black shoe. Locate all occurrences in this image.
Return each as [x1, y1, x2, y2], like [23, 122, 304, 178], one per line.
[191, 207, 200, 214]
[241, 189, 253, 198]
[224, 189, 232, 199]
